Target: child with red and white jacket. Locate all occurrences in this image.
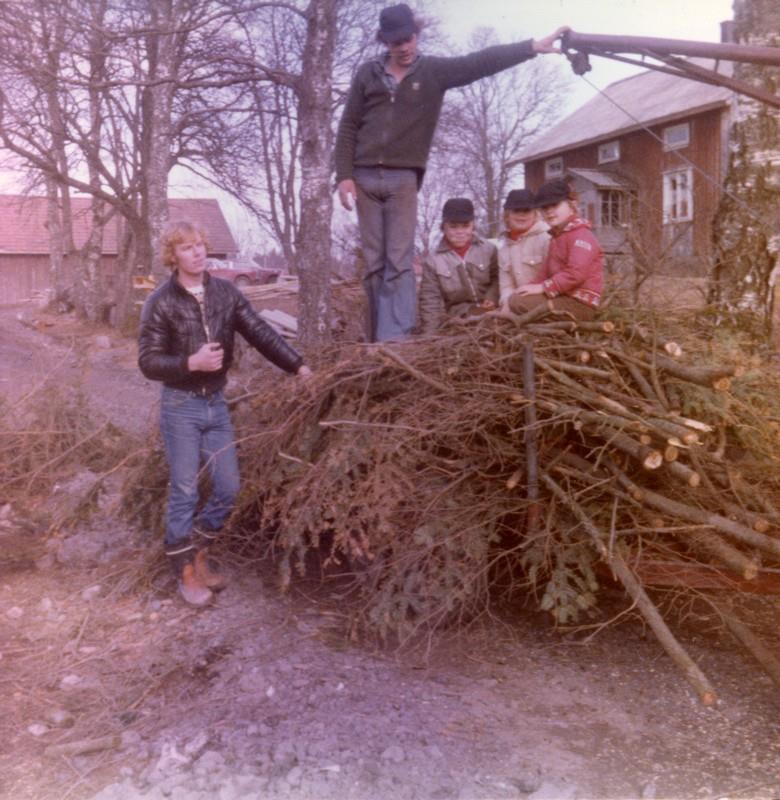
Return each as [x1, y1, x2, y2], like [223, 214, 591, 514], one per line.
[508, 178, 603, 321]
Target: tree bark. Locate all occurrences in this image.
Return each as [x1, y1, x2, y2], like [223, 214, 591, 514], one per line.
[143, 0, 179, 283]
[74, 0, 109, 323]
[709, 0, 780, 335]
[45, 178, 67, 304]
[295, 0, 337, 351]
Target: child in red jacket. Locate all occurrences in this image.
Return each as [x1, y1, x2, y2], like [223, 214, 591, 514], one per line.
[508, 178, 603, 321]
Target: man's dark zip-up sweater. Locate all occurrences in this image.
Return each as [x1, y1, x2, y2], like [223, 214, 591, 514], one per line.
[334, 41, 536, 185]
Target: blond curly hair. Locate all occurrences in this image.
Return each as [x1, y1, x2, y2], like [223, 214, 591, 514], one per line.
[161, 221, 210, 269]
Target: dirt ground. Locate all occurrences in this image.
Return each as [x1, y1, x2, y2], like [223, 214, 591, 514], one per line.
[1, 300, 779, 800]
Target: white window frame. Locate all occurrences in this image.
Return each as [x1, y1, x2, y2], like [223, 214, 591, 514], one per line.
[544, 157, 563, 179]
[662, 168, 693, 223]
[597, 140, 620, 164]
[598, 189, 634, 228]
[662, 122, 690, 151]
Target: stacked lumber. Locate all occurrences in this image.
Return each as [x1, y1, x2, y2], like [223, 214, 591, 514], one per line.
[240, 275, 299, 304]
[242, 276, 366, 341]
[259, 309, 298, 339]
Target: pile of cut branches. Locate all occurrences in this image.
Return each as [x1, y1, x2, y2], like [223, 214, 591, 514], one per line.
[126, 308, 780, 702]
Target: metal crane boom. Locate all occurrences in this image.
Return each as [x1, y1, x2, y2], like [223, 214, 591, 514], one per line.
[561, 30, 780, 108]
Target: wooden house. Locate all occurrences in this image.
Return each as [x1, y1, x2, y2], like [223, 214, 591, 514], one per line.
[522, 60, 734, 276]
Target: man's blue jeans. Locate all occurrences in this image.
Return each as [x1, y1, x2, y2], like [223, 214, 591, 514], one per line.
[354, 166, 418, 342]
[159, 387, 240, 549]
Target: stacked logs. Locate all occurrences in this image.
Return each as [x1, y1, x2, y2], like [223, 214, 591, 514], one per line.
[223, 308, 780, 703]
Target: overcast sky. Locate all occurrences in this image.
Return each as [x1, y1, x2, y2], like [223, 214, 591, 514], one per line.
[428, 0, 735, 111]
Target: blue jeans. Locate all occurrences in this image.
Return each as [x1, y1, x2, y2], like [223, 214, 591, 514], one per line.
[354, 166, 418, 342]
[159, 387, 240, 550]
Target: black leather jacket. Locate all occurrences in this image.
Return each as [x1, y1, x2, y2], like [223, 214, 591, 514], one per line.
[138, 271, 303, 393]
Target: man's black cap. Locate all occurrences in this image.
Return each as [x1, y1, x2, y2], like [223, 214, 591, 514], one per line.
[503, 189, 537, 211]
[534, 179, 571, 207]
[379, 3, 416, 44]
[442, 197, 475, 223]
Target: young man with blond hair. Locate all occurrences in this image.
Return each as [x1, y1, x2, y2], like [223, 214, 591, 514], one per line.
[138, 221, 311, 605]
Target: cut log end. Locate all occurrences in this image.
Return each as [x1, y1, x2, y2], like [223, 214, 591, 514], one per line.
[506, 469, 523, 490]
[679, 417, 714, 434]
[712, 377, 732, 392]
[664, 341, 684, 358]
[744, 562, 759, 581]
[664, 445, 679, 463]
[700, 691, 718, 707]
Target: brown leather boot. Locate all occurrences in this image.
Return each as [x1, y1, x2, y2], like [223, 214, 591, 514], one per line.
[194, 548, 228, 591]
[167, 543, 213, 606]
[178, 562, 213, 606]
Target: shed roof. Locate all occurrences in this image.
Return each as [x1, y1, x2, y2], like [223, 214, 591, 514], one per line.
[567, 168, 635, 189]
[522, 59, 733, 163]
[0, 196, 236, 255]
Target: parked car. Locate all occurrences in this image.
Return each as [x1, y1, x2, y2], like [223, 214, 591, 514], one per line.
[206, 259, 280, 287]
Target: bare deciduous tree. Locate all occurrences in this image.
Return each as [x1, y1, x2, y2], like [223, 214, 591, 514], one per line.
[0, 0, 259, 324]
[193, 0, 387, 347]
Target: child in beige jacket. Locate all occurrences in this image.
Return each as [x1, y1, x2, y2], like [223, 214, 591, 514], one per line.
[497, 189, 550, 308]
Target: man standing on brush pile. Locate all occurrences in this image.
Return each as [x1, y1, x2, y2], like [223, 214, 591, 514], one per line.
[138, 221, 312, 606]
[334, 3, 566, 342]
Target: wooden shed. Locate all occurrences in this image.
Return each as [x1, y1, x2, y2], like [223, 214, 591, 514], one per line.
[0, 197, 238, 304]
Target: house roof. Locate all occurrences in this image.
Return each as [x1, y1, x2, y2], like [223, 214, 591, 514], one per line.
[567, 168, 635, 189]
[522, 59, 733, 163]
[0, 196, 237, 255]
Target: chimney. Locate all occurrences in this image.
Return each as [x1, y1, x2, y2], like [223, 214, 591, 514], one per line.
[720, 20, 736, 43]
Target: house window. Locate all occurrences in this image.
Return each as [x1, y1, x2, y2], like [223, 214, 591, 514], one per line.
[599, 189, 634, 227]
[663, 122, 690, 150]
[545, 157, 563, 179]
[598, 141, 620, 164]
[663, 168, 693, 223]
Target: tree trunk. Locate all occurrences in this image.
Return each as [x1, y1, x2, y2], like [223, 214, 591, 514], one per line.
[45, 177, 67, 304]
[38, 6, 75, 307]
[295, 0, 337, 351]
[113, 220, 141, 331]
[709, 0, 780, 335]
[74, 201, 106, 323]
[74, 0, 108, 324]
[143, 0, 178, 283]
[40, 7, 75, 256]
